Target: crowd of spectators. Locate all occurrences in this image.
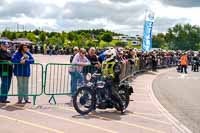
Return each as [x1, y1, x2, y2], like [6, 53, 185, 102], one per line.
[5, 41, 200, 72]
[0, 41, 34, 104]
[70, 46, 200, 72]
[1, 39, 200, 104]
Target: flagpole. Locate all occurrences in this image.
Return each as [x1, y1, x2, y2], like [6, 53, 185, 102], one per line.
[142, 9, 148, 52]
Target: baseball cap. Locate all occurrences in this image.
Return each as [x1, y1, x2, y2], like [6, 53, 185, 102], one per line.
[0, 40, 9, 47]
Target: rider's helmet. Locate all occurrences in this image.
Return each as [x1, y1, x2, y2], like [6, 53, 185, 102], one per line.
[105, 49, 116, 62]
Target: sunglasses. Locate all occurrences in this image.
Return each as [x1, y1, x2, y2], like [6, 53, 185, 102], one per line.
[23, 46, 29, 49]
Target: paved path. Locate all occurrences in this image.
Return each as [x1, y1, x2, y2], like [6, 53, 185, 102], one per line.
[0, 55, 186, 133]
[153, 68, 200, 133]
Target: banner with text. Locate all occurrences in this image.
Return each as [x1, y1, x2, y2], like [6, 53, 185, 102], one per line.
[142, 11, 155, 52]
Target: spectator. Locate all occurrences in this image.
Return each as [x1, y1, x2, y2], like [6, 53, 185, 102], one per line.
[49, 45, 53, 56]
[151, 52, 157, 71]
[70, 47, 79, 63]
[126, 49, 135, 65]
[12, 44, 35, 104]
[98, 51, 106, 64]
[86, 47, 100, 67]
[116, 51, 127, 63]
[84, 47, 101, 74]
[34, 45, 38, 54]
[69, 48, 90, 104]
[0, 41, 13, 103]
[180, 52, 188, 74]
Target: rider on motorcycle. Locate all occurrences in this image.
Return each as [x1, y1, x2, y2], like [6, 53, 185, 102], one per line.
[101, 49, 125, 114]
[192, 53, 199, 72]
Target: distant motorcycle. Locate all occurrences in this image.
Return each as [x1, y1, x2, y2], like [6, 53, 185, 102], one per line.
[191, 60, 199, 72]
[73, 72, 133, 115]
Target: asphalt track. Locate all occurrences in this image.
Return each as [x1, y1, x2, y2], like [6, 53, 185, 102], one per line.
[153, 67, 200, 133]
[0, 55, 189, 133]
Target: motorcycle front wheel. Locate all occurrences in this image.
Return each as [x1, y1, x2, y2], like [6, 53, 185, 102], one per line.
[73, 87, 96, 115]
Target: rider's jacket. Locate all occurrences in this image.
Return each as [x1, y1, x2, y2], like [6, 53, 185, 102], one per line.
[102, 60, 115, 78]
[192, 56, 199, 64]
[102, 59, 121, 81]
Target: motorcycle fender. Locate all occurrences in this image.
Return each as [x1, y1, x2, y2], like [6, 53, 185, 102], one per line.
[129, 86, 134, 95]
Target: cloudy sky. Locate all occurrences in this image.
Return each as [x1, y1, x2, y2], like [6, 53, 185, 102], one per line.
[0, 0, 200, 35]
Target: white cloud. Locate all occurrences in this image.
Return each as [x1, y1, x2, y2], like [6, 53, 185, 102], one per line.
[0, 0, 200, 35]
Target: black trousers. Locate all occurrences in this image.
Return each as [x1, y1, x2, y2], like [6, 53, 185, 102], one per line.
[181, 65, 187, 74]
[105, 80, 124, 110]
[152, 61, 157, 71]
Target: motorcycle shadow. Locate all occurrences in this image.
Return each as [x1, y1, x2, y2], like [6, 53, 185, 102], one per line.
[72, 110, 128, 121]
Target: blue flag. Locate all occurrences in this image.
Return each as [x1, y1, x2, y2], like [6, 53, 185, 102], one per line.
[142, 11, 154, 52]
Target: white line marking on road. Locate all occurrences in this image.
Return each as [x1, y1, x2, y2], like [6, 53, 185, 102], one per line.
[0, 114, 64, 133]
[54, 106, 168, 133]
[10, 105, 118, 133]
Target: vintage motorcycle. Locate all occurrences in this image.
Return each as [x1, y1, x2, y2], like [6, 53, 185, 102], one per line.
[73, 72, 133, 115]
[191, 60, 199, 72]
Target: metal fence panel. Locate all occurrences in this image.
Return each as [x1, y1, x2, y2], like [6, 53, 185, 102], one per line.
[44, 63, 101, 104]
[0, 62, 43, 104]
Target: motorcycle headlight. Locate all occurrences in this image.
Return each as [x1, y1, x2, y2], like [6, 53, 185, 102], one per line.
[86, 73, 92, 81]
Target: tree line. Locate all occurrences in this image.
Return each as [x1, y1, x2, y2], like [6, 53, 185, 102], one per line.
[153, 24, 200, 51]
[0, 29, 127, 48]
[1, 23, 200, 50]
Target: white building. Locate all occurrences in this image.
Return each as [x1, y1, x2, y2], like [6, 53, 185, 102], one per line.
[113, 35, 141, 46]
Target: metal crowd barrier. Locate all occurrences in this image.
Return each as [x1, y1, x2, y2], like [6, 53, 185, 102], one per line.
[44, 57, 177, 104]
[44, 63, 98, 104]
[44, 63, 72, 104]
[0, 56, 177, 105]
[120, 57, 177, 82]
[0, 62, 43, 105]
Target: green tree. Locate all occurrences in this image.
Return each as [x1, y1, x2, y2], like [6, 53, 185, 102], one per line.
[152, 33, 167, 49]
[1, 30, 16, 40]
[17, 32, 25, 38]
[101, 33, 113, 44]
[61, 31, 67, 44]
[33, 29, 40, 35]
[67, 32, 77, 42]
[26, 32, 36, 42]
[39, 32, 46, 44]
[11, 32, 17, 40]
[86, 40, 96, 48]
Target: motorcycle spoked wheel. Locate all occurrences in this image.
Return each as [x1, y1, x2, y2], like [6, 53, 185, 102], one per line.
[193, 65, 198, 72]
[115, 88, 130, 111]
[73, 87, 96, 115]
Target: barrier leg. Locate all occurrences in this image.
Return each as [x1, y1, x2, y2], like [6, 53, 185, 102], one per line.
[49, 95, 56, 104]
[33, 96, 37, 105]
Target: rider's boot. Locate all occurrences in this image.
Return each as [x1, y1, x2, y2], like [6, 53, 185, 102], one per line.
[118, 99, 126, 114]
